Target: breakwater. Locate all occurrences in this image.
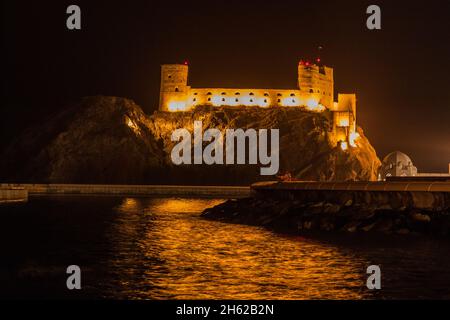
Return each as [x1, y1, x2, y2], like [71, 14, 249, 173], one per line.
[203, 181, 450, 236]
[0, 183, 250, 198]
[251, 181, 450, 210]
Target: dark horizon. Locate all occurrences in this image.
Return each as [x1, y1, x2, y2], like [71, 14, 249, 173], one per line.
[2, 0, 450, 172]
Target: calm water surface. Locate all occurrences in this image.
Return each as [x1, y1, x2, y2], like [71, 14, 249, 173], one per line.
[1, 196, 450, 299]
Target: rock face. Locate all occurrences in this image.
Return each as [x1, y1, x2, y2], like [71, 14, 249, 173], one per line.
[0, 96, 380, 184]
[0, 97, 165, 184]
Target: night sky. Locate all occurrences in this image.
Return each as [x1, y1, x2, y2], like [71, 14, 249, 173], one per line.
[2, 0, 450, 172]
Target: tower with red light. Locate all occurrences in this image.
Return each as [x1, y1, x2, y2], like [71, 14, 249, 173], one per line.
[297, 59, 334, 109]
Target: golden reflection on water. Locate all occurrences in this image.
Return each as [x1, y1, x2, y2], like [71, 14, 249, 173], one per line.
[108, 197, 371, 299]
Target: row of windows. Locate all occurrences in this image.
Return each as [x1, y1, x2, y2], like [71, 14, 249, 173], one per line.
[203, 98, 267, 103]
[193, 98, 300, 104]
[175, 88, 331, 96]
[308, 89, 331, 95]
[191, 91, 328, 97]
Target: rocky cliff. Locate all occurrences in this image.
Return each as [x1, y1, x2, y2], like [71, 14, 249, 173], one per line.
[0, 96, 380, 184]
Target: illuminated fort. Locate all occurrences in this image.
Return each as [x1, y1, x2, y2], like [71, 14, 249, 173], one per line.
[159, 60, 358, 148]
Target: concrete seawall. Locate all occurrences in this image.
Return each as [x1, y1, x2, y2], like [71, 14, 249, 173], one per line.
[251, 181, 450, 210]
[1, 183, 250, 198]
[0, 187, 28, 203]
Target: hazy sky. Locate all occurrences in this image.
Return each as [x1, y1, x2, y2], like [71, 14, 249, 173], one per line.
[2, 0, 450, 172]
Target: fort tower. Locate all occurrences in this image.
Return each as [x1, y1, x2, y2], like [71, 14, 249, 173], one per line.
[297, 61, 334, 109]
[159, 64, 190, 112]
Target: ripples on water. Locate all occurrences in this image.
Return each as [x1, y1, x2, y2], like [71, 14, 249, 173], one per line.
[1, 196, 450, 299]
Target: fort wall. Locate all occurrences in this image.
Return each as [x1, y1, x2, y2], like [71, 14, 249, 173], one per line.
[158, 62, 357, 147]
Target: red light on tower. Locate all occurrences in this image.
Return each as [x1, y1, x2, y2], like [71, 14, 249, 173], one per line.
[184, 60, 189, 65]
[305, 61, 310, 66]
[299, 60, 304, 65]
[316, 58, 321, 63]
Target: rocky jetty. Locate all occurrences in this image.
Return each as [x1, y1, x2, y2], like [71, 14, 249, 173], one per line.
[202, 196, 450, 236]
[0, 96, 380, 184]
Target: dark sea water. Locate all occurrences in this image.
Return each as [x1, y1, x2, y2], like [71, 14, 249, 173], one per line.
[1, 196, 450, 300]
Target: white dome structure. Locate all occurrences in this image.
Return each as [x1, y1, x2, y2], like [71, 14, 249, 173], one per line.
[378, 151, 417, 181]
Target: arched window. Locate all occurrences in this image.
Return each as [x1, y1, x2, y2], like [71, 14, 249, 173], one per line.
[292, 99, 295, 103]
[249, 92, 254, 96]
[221, 92, 227, 95]
[250, 99, 253, 102]
[277, 99, 281, 103]
[193, 92, 198, 95]
[235, 98, 239, 102]
[264, 93, 269, 97]
[207, 92, 212, 95]
[264, 99, 267, 103]
[175, 87, 179, 92]
[290, 93, 295, 97]
[222, 98, 225, 102]
[277, 93, 282, 97]
[207, 98, 211, 101]
[309, 89, 314, 93]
